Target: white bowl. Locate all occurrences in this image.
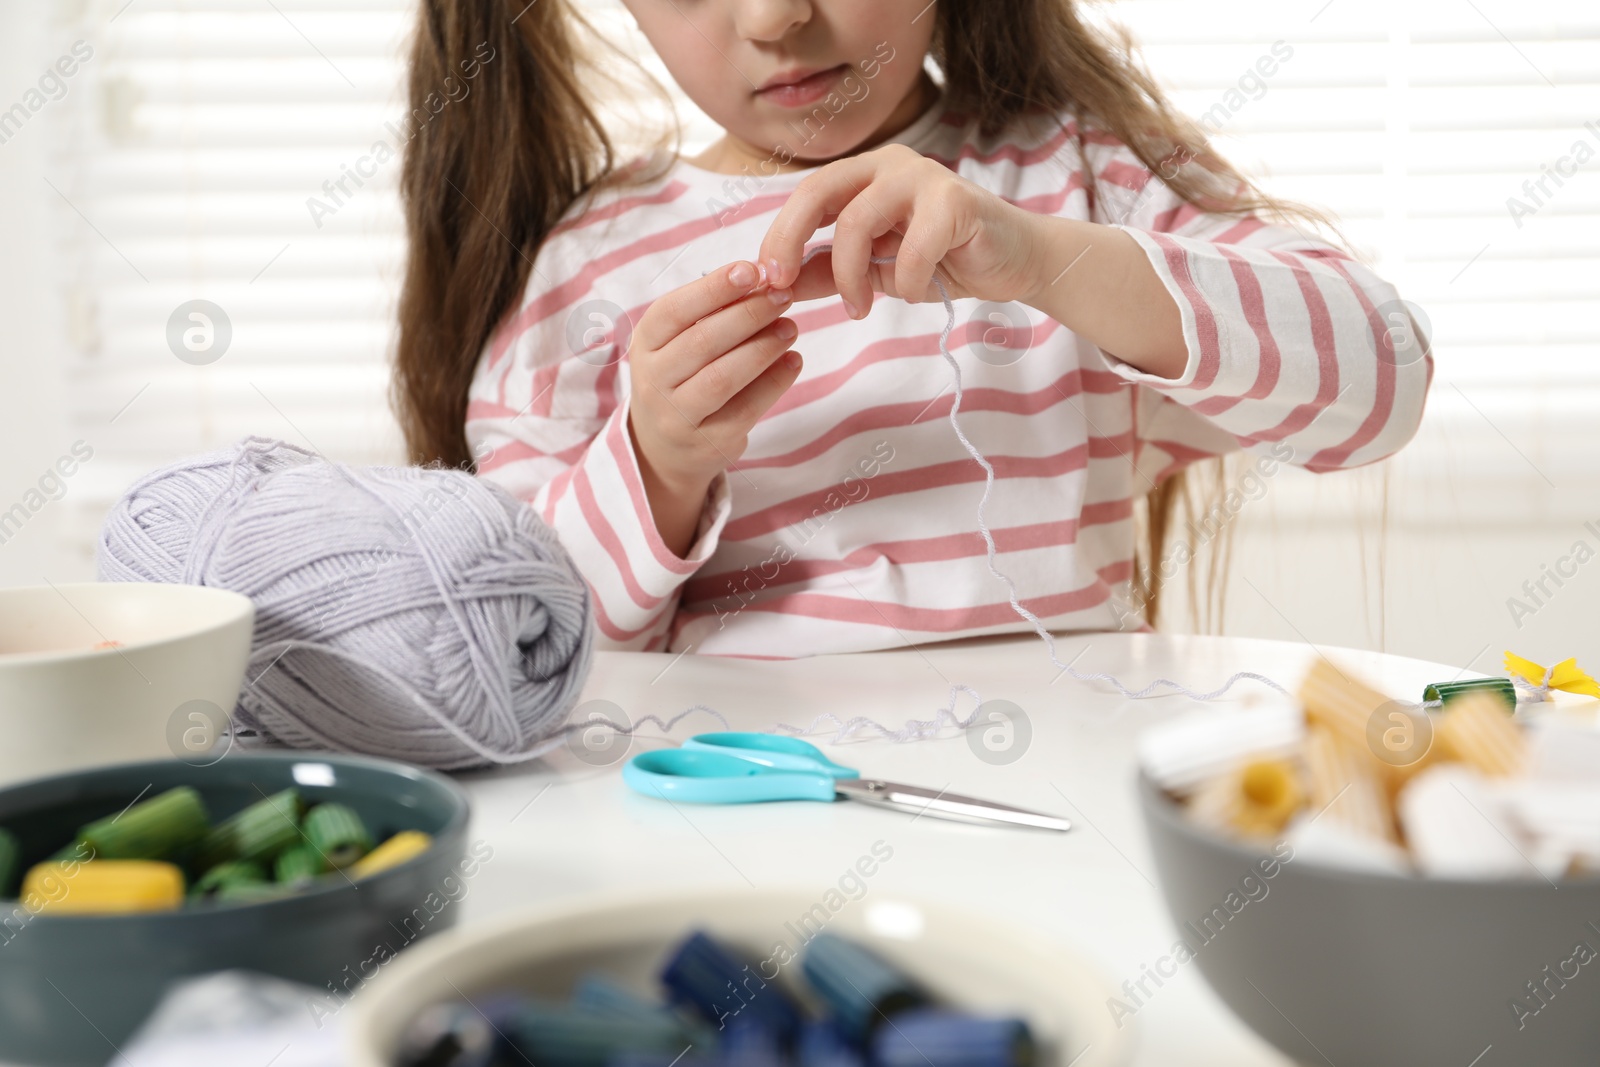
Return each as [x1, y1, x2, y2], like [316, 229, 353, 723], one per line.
[347, 888, 1132, 1067]
[0, 582, 254, 785]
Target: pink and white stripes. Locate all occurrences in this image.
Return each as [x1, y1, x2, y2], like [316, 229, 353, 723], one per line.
[465, 98, 1430, 657]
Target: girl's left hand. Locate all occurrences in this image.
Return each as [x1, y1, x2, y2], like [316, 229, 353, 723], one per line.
[757, 142, 1046, 318]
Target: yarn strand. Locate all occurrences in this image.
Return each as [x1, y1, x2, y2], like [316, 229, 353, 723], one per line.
[786, 245, 1289, 713]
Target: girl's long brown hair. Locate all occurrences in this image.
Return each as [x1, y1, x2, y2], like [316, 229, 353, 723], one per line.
[395, 0, 1316, 629]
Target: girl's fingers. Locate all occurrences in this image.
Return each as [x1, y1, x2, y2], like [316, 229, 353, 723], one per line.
[782, 239, 941, 312]
[829, 184, 908, 318]
[635, 260, 767, 354]
[895, 207, 957, 306]
[702, 348, 803, 437]
[672, 316, 799, 424]
[660, 286, 794, 386]
[759, 155, 882, 288]
[788, 250, 844, 303]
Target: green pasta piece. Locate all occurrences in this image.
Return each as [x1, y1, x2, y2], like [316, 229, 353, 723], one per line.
[79, 787, 210, 861]
[302, 804, 372, 869]
[1424, 678, 1517, 713]
[196, 789, 303, 870]
[0, 828, 18, 898]
[274, 844, 325, 886]
[190, 860, 266, 899]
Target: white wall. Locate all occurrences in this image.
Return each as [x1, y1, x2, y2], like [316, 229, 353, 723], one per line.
[1218, 509, 1600, 678]
[0, 3, 73, 588]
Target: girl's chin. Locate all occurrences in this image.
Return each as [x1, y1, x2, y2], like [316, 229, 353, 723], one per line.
[703, 121, 875, 174]
[768, 128, 873, 167]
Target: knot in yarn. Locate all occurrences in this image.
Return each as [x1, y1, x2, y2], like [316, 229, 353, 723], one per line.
[98, 436, 595, 770]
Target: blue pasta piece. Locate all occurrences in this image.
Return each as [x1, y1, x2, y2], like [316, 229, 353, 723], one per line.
[800, 933, 927, 1042]
[659, 930, 803, 1044]
[871, 1008, 1035, 1067]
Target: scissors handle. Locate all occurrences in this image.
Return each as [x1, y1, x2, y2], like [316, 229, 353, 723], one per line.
[624, 750, 839, 805]
[680, 733, 859, 778]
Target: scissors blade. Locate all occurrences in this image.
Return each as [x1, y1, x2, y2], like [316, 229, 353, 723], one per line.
[834, 779, 1071, 833]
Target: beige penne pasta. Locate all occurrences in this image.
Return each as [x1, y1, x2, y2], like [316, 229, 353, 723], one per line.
[1298, 657, 1431, 794]
[1303, 726, 1398, 844]
[1436, 691, 1527, 777]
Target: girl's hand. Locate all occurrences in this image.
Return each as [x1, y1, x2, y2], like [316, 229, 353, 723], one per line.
[756, 142, 1190, 377]
[756, 143, 1047, 318]
[626, 261, 802, 549]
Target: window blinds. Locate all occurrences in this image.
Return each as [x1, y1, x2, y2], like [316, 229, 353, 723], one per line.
[1108, 0, 1600, 521]
[49, 0, 1599, 563]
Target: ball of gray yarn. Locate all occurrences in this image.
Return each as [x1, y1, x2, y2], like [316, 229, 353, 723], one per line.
[97, 436, 595, 770]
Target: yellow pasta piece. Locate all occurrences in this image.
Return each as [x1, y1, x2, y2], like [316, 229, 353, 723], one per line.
[1185, 758, 1305, 839]
[1436, 691, 1526, 777]
[1303, 726, 1398, 843]
[21, 859, 184, 916]
[1234, 759, 1305, 836]
[349, 831, 433, 880]
[1504, 652, 1600, 699]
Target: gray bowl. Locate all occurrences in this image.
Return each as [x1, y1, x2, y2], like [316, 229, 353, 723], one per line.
[1139, 772, 1600, 1066]
[0, 753, 472, 1067]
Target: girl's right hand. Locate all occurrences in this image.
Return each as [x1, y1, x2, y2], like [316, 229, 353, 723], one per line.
[626, 261, 803, 550]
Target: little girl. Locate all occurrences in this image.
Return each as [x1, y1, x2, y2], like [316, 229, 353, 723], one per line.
[394, 0, 1430, 658]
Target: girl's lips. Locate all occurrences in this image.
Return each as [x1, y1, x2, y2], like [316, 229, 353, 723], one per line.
[756, 64, 848, 109]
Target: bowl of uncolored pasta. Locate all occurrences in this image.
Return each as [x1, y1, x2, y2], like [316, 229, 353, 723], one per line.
[1138, 657, 1600, 1067]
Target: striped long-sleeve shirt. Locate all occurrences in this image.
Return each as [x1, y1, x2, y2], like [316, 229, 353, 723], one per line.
[465, 96, 1431, 657]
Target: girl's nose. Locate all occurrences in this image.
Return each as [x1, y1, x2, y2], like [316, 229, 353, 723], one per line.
[734, 0, 812, 42]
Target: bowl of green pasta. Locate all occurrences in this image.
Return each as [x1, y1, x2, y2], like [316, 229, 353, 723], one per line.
[0, 752, 473, 1067]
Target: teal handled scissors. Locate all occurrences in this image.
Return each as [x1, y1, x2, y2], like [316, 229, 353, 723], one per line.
[623, 733, 1071, 833]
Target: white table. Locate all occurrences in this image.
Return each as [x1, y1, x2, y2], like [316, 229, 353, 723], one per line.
[450, 631, 1455, 1067]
